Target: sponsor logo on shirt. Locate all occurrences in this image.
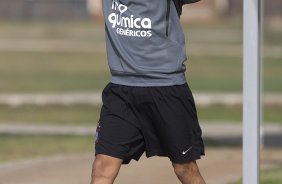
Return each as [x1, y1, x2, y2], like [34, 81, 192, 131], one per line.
[108, 0, 152, 37]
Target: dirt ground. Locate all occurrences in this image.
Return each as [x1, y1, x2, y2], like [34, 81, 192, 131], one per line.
[0, 148, 282, 184]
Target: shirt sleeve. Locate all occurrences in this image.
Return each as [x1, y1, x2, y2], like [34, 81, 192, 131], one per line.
[173, 0, 201, 17]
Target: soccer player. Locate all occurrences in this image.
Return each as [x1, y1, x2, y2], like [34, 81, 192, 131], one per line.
[90, 0, 205, 183]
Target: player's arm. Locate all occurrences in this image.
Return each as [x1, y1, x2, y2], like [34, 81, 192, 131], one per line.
[173, 0, 201, 17]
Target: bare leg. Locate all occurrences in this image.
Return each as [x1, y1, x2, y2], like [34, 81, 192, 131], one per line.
[90, 154, 123, 184]
[172, 161, 206, 184]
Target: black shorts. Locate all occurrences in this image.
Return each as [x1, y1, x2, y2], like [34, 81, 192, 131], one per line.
[95, 82, 205, 164]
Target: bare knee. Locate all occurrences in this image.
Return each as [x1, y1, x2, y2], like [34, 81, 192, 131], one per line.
[172, 161, 205, 184]
[173, 161, 199, 177]
[91, 155, 122, 184]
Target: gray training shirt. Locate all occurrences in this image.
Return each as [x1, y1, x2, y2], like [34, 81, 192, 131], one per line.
[102, 0, 187, 86]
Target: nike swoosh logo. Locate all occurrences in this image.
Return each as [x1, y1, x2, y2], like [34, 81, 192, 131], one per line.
[182, 146, 193, 155]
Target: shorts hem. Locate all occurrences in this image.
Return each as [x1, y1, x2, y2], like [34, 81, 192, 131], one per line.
[95, 151, 143, 165]
[146, 150, 167, 158]
[95, 151, 125, 161]
[170, 152, 205, 164]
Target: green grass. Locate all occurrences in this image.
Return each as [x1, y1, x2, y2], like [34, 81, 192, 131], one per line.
[232, 167, 282, 184]
[0, 21, 280, 93]
[0, 135, 93, 162]
[187, 55, 242, 92]
[260, 167, 282, 184]
[0, 20, 105, 42]
[0, 51, 281, 92]
[0, 105, 101, 125]
[0, 51, 110, 92]
[188, 56, 282, 92]
[0, 105, 281, 125]
[198, 105, 282, 123]
[1, 20, 280, 45]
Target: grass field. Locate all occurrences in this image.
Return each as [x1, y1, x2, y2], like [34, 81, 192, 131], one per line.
[0, 51, 281, 92]
[0, 20, 280, 169]
[0, 134, 93, 162]
[0, 51, 109, 92]
[232, 167, 282, 184]
[0, 21, 281, 92]
[0, 105, 281, 125]
[0, 105, 101, 125]
[260, 167, 282, 184]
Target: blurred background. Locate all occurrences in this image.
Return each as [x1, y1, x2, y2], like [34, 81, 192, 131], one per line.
[0, 0, 281, 184]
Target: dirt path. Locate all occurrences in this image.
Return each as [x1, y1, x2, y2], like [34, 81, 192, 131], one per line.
[0, 148, 281, 184]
